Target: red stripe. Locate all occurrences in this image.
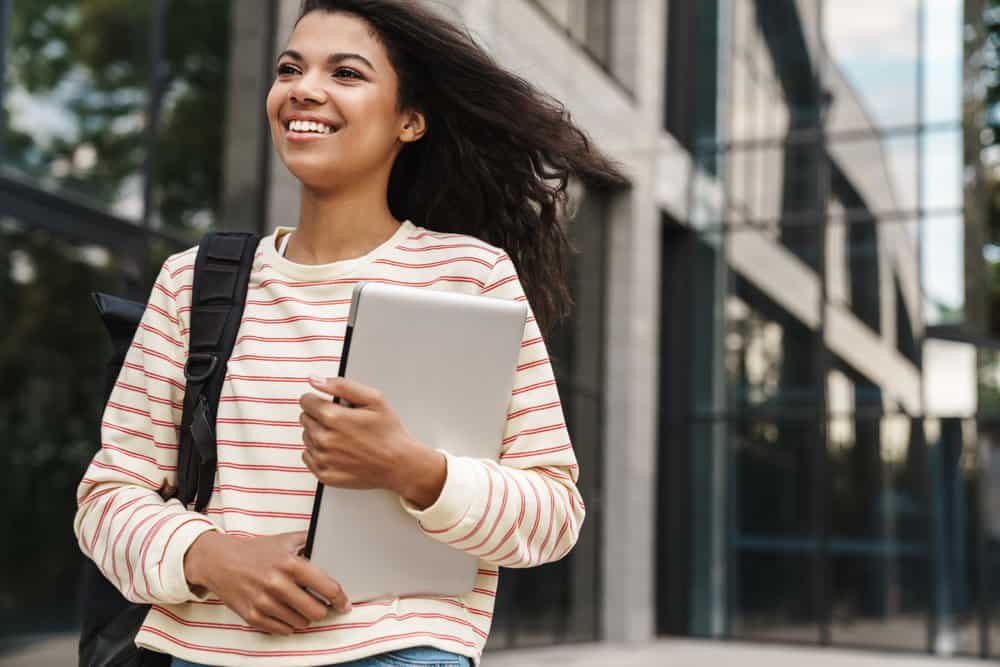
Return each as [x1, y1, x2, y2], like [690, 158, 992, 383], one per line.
[467, 466, 509, 552]
[374, 256, 494, 269]
[134, 343, 184, 369]
[106, 401, 153, 420]
[507, 400, 560, 420]
[124, 511, 161, 601]
[516, 358, 548, 373]
[482, 471, 527, 559]
[229, 354, 341, 364]
[477, 568, 498, 577]
[88, 497, 115, 552]
[139, 511, 183, 598]
[102, 421, 153, 442]
[228, 374, 309, 384]
[101, 443, 162, 468]
[98, 495, 144, 570]
[168, 263, 193, 279]
[235, 334, 344, 344]
[501, 423, 565, 446]
[445, 467, 495, 546]
[511, 379, 557, 396]
[91, 460, 158, 487]
[217, 439, 304, 451]
[397, 242, 500, 256]
[534, 474, 557, 566]
[141, 623, 479, 657]
[241, 315, 348, 325]
[245, 296, 352, 307]
[215, 484, 315, 497]
[156, 518, 215, 593]
[219, 396, 301, 405]
[218, 462, 309, 473]
[114, 382, 182, 410]
[501, 443, 573, 460]
[205, 507, 311, 520]
[122, 362, 185, 391]
[481, 274, 517, 294]
[471, 587, 496, 597]
[139, 323, 183, 348]
[145, 303, 179, 325]
[520, 336, 544, 348]
[107, 501, 159, 585]
[216, 417, 300, 427]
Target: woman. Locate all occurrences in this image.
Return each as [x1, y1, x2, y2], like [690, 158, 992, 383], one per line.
[74, 0, 626, 665]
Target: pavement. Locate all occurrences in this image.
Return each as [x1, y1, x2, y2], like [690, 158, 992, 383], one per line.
[0, 635, 990, 666]
[482, 638, 986, 666]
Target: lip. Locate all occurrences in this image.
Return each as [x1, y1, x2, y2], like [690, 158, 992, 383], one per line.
[280, 112, 341, 143]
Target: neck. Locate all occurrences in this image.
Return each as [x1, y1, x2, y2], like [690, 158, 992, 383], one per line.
[285, 182, 401, 265]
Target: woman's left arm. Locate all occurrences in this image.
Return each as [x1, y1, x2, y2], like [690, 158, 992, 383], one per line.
[299, 255, 585, 568]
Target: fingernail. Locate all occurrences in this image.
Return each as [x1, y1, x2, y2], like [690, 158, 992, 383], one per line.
[342, 601, 352, 612]
[308, 375, 325, 387]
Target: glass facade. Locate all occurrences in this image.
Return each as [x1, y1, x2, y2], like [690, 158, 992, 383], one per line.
[659, 0, 1000, 659]
[0, 0, 233, 657]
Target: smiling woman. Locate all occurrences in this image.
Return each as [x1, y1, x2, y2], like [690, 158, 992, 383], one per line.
[72, 1, 625, 666]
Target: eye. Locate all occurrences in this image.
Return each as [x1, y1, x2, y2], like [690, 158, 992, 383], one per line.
[276, 63, 299, 76]
[334, 67, 363, 80]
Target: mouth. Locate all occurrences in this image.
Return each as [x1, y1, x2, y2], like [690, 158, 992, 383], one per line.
[283, 119, 340, 141]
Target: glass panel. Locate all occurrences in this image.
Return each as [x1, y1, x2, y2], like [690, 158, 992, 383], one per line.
[2, 0, 151, 219]
[828, 133, 918, 217]
[922, 128, 963, 213]
[0, 219, 125, 641]
[725, 136, 824, 225]
[822, 0, 919, 132]
[922, 215, 965, 326]
[922, 0, 963, 126]
[150, 0, 233, 236]
[981, 422, 1000, 658]
[730, 551, 822, 642]
[827, 412, 931, 652]
[829, 555, 929, 650]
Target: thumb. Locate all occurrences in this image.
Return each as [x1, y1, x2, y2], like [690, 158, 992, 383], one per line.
[279, 530, 309, 554]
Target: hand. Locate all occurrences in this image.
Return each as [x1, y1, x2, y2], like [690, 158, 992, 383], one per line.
[300, 376, 446, 508]
[184, 530, 350, 635]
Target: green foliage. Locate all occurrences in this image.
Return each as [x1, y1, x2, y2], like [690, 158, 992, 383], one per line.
[3, 0, 231, 236]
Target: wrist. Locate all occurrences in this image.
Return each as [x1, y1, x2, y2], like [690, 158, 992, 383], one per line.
[397, 443, 447, 510]
[184, 530, 225, 592]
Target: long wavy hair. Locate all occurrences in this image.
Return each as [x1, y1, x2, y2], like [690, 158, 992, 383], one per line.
[297, 0, 628, 333]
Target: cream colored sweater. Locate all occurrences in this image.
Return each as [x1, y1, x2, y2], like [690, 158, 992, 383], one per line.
[74, 221, 584, 666]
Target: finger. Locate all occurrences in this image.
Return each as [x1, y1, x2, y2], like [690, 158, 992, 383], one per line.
[278, 531, 309, 554]
[245, 607, 297, 636]
[258, 597, 311, 631]
[292, 560, 352, 612]
[300, 397, 356, 431]
[276, 579, 333, 622]
[309, 375, 383, 408]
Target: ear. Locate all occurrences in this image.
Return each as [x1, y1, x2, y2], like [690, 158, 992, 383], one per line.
[399, 109, 427, 144]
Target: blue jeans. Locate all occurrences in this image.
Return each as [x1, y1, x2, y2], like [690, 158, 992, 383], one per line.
[170, 645, 471, 667]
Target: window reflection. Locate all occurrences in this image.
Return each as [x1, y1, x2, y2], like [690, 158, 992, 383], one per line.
[0, 219, 126, 639]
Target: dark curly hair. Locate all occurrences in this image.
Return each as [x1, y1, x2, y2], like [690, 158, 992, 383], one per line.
[297, 0, 628, 333]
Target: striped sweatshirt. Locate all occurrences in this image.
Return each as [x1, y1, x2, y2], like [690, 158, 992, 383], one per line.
[74, 220, 584, 666]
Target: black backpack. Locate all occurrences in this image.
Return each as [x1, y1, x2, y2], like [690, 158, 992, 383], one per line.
[79, 232, 260, 667]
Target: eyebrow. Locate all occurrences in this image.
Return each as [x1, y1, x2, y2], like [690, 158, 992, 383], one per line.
[278, 49, 376, 72]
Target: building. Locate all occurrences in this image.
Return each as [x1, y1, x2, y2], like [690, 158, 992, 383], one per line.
[0, 0, 992, 663]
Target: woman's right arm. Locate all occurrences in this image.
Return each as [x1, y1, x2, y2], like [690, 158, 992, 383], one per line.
[73, 254, 219, 605]
[74, 253, 350, 631]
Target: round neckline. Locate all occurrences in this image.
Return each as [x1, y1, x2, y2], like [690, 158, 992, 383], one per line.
[263, 220, 415, 280]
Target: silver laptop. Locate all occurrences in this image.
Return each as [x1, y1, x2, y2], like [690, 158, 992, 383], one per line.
[304, 281, 527, 601]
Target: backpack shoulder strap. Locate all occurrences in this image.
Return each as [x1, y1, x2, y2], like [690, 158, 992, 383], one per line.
[177, 231, 261, 512]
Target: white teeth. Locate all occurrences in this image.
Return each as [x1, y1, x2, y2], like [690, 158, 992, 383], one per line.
[288, 119, 334, 134]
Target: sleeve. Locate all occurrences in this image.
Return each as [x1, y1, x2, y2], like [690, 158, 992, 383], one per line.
[400, 252, 586, 567]
[73, 255, 220, 604]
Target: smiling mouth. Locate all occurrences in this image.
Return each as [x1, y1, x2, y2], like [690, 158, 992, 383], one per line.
[284, 119, 339, 136]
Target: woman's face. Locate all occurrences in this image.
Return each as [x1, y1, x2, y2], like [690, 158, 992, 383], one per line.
[266, 10, 422, 190]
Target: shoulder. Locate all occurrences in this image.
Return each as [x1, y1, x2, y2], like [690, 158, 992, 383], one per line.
[398, 225, 508, 267]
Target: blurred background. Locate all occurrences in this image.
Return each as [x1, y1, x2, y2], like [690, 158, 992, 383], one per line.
[3, 0, 1000, 663]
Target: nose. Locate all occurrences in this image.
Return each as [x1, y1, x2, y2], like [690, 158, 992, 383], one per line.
[289, 71, 327, 105]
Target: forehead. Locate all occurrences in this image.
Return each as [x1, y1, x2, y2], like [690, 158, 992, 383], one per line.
[287, 11, 388, 65]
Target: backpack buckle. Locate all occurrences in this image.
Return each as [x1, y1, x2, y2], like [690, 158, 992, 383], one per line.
[184, 352, 218, 383]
